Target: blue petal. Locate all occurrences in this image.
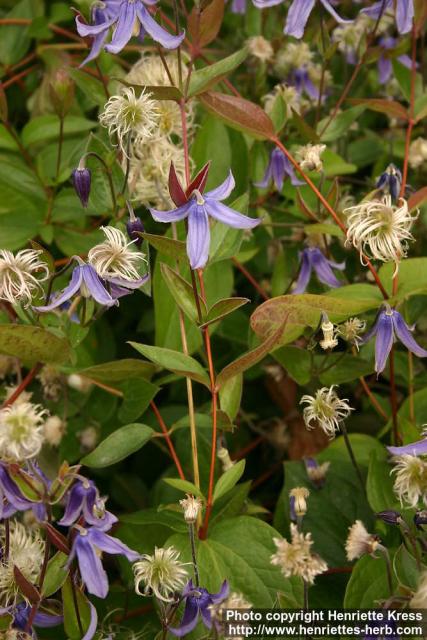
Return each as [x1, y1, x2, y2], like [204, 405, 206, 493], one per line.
[33, 610, 63, 628]
[136, 4, 185, 49]
[76, 15, 115, 38]
[396, 0, 414, 34]
[205, 171, 235, 201]
[34, 266, 83, 312]
[388, 438, 427, 457]
[187, 206, 211, 270]
[106, 273, 150, 290]
[293, 250, 312, 294]
[58, 482, 90, 527]
[169, 599, 199, 637]
[374, 312, 394, 374]
[284, 0, 315, 38]
[75, 535, 109, 599]
[80, 29, 109, 67]
[310, 249, 342, 289]
[210, 579, 229, 603]
[150, 200, 193, 223]
[206, 200, 260, 229]
[82, 602, 98, 640]
[82, 266, 117, 307]
[319, 0, 352, 24]
[361, 0, 392, 19]
[105, 0, 136, 54]
[393, 311, 427, 358]
[252, 0, 284, 8]
[87, 528, 140, 561]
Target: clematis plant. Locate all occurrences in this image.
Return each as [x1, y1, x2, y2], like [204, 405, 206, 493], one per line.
[255, 148, 303, 191]
[361, 306, 427, 374]
[293, 247, 345, 294]
[362, 0, 414, 35]
[59, 478, 117, 531]
[150, 165, 260, 269]
[76, 0, 185, 66]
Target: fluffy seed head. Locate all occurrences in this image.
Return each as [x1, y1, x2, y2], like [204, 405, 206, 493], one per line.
[210, 592, 252, 639]
[345, 520, 380, 561]
[0, 402, 47, 461]
[0, 249, 49, 307]
[409, 137, 427, 169]
[99, 87, 159, 156]
[345, 196, 416, 264]
[296, 144, 326, 172]
[263, 84, 302, 119]
[0, 521, 45, 606]
[410, 571, 427, 608]
[274, 42, 313, 74]
[305, 460, 330, 487]
[391, 455, 427, 508]
[271, 524, 327, 584]
[43, 415, 66, 447]
[337, 317, 366, 348]
[37, 365, 63, 401]
[88, 226, 146, 282]
[246, 36, 274, 61]
[300, 386, 353, 438]
[133, 546, 188, 602]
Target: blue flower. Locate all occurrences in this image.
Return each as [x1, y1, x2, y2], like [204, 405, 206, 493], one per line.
[230, 0, 247, 13]
[293, 247, 345, 294]
[255, 148, 303, 191]
[361, 306, 427, 374]
[0, 463, 33, 518]
[34, 257, 148, 312]
[387, 436, 427, 457]
[6, 602, 62, 638]
[76, 0, 185, 66]
[59, 479, 117, 531]
[362, 0, 414, 35]
[169, 579, 229, 637]
[252, 0, 351, 39]
[377, 37, 413, 85]
[150, 172, 260, 270]
[68, 526, 140, 599]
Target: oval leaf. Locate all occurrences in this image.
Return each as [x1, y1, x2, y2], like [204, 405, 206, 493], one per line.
[164, 477, 205, 498]
[188, 48, 248, 97]
[0, 325, 71, 365]
[213, 459, 246, 502]
[129, 342, 211, 387]
[199, 91, 275, 140]
[81, 423, 153, 468]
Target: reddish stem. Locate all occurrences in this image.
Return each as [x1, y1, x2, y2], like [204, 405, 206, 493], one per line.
[400, 26, 417, 198]
[232, 257, 269, 301]
[2, 65, 38, 89]
[150, 401, 186, 480]
[2, 363, 41, 408]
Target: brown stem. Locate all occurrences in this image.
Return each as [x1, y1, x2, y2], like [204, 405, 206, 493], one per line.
[150, 401, 186, 480]
[2, 363, 42, 408]
[232, 257, 269, 301]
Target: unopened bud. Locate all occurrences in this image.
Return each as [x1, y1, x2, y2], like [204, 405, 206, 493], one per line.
[414, 510, 427, 527]
[304, 458, 330, 488]
[179, 494, 203, 524]
[72, 161, 92, 208]
[319, 313, 338, 351]
[217, 446, 234, 472]
[289, 487, 309, 518]
[376, 510, 402, 525]
[49, 68, 75, 117]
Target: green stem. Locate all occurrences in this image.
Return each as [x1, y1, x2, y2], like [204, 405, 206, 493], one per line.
[340, 422, 365, 493]
[55, 115, 65, 181]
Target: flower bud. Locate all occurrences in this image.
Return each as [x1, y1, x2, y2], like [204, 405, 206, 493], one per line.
[319, 312, 338, 351]
[72, 164, 92, 208]
[376, 163, 402, 201]
[217, 446, 234, 472]
[49, 68, 75, 117]
[304, 457, 330, 488]
[179, 494, 203, 524]
[376, 510, 402, 525]
[289, 487, 309, 518]
[126, 216, 145, 246]
[414, 510, 427, 527]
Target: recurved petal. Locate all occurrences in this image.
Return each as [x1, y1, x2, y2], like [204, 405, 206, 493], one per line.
[88, 528, 140, 561]
[388, 438, 427, 457]
[136, 4, 185, 49]
[82, 603, 98, 640]
[393, 311, 427, 358]
[82, 266, 117, 307]
[207, 200, 260, 229]
[319, 0, 353, 24]
[168, 599, 199, 637]
[149, 200, 193, 223]
[33, 266, 83, 312]
[210, 579, 230, 603]
[187, 206, 211, 269]
[75, 15, 115, 37]
[396, 0, 414, 34]
[292, 251, 312, 295]
[311, 250, 342, 288]
[205, 170, 235, 201]
[75, 536, 109, 599]
[79, 30, 109, 67]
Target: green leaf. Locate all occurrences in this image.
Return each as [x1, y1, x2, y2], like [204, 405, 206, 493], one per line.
[218, 372, 243, 421]
[161, 263, 206, 324]
[366, 450, 400, 513]
[344, 554, 397, 607]
[163, 477, 205, 498]
[192, 116, 232, 191]
[318, 354, 375, 385]
[62, 577, 92, 640]
[392, 59, 423, 103]
[213, 459, 246, 502]
[167, 516, 304, 607]
[188, 48, 248, 97]
[75, 359, 156, 384]
[272, 346, 312, 385]
[319, 105, 366, 142]
[118, 379, 159, 423]
[129, 342, 211, 387]
[393, 544, 420, 591]
[303, 222, 344, 238]
[81, 423, 153, 468]
[69, 68, 110, 106]
[42, 552, 68, 598]
[215, 320, 285, 389]
[141, 232, 187, 259]
[380, 257, 427, 300]
[201, 297, 249, 328]
[0, 325, 71, 365]
[0, 0, 41, 66]
[199, 91, 275, 140]
[22, 115, 96, 147]
[120, 508, 187, 532]
[251, 292, 380, 346]
[348, 98, 407, 121]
